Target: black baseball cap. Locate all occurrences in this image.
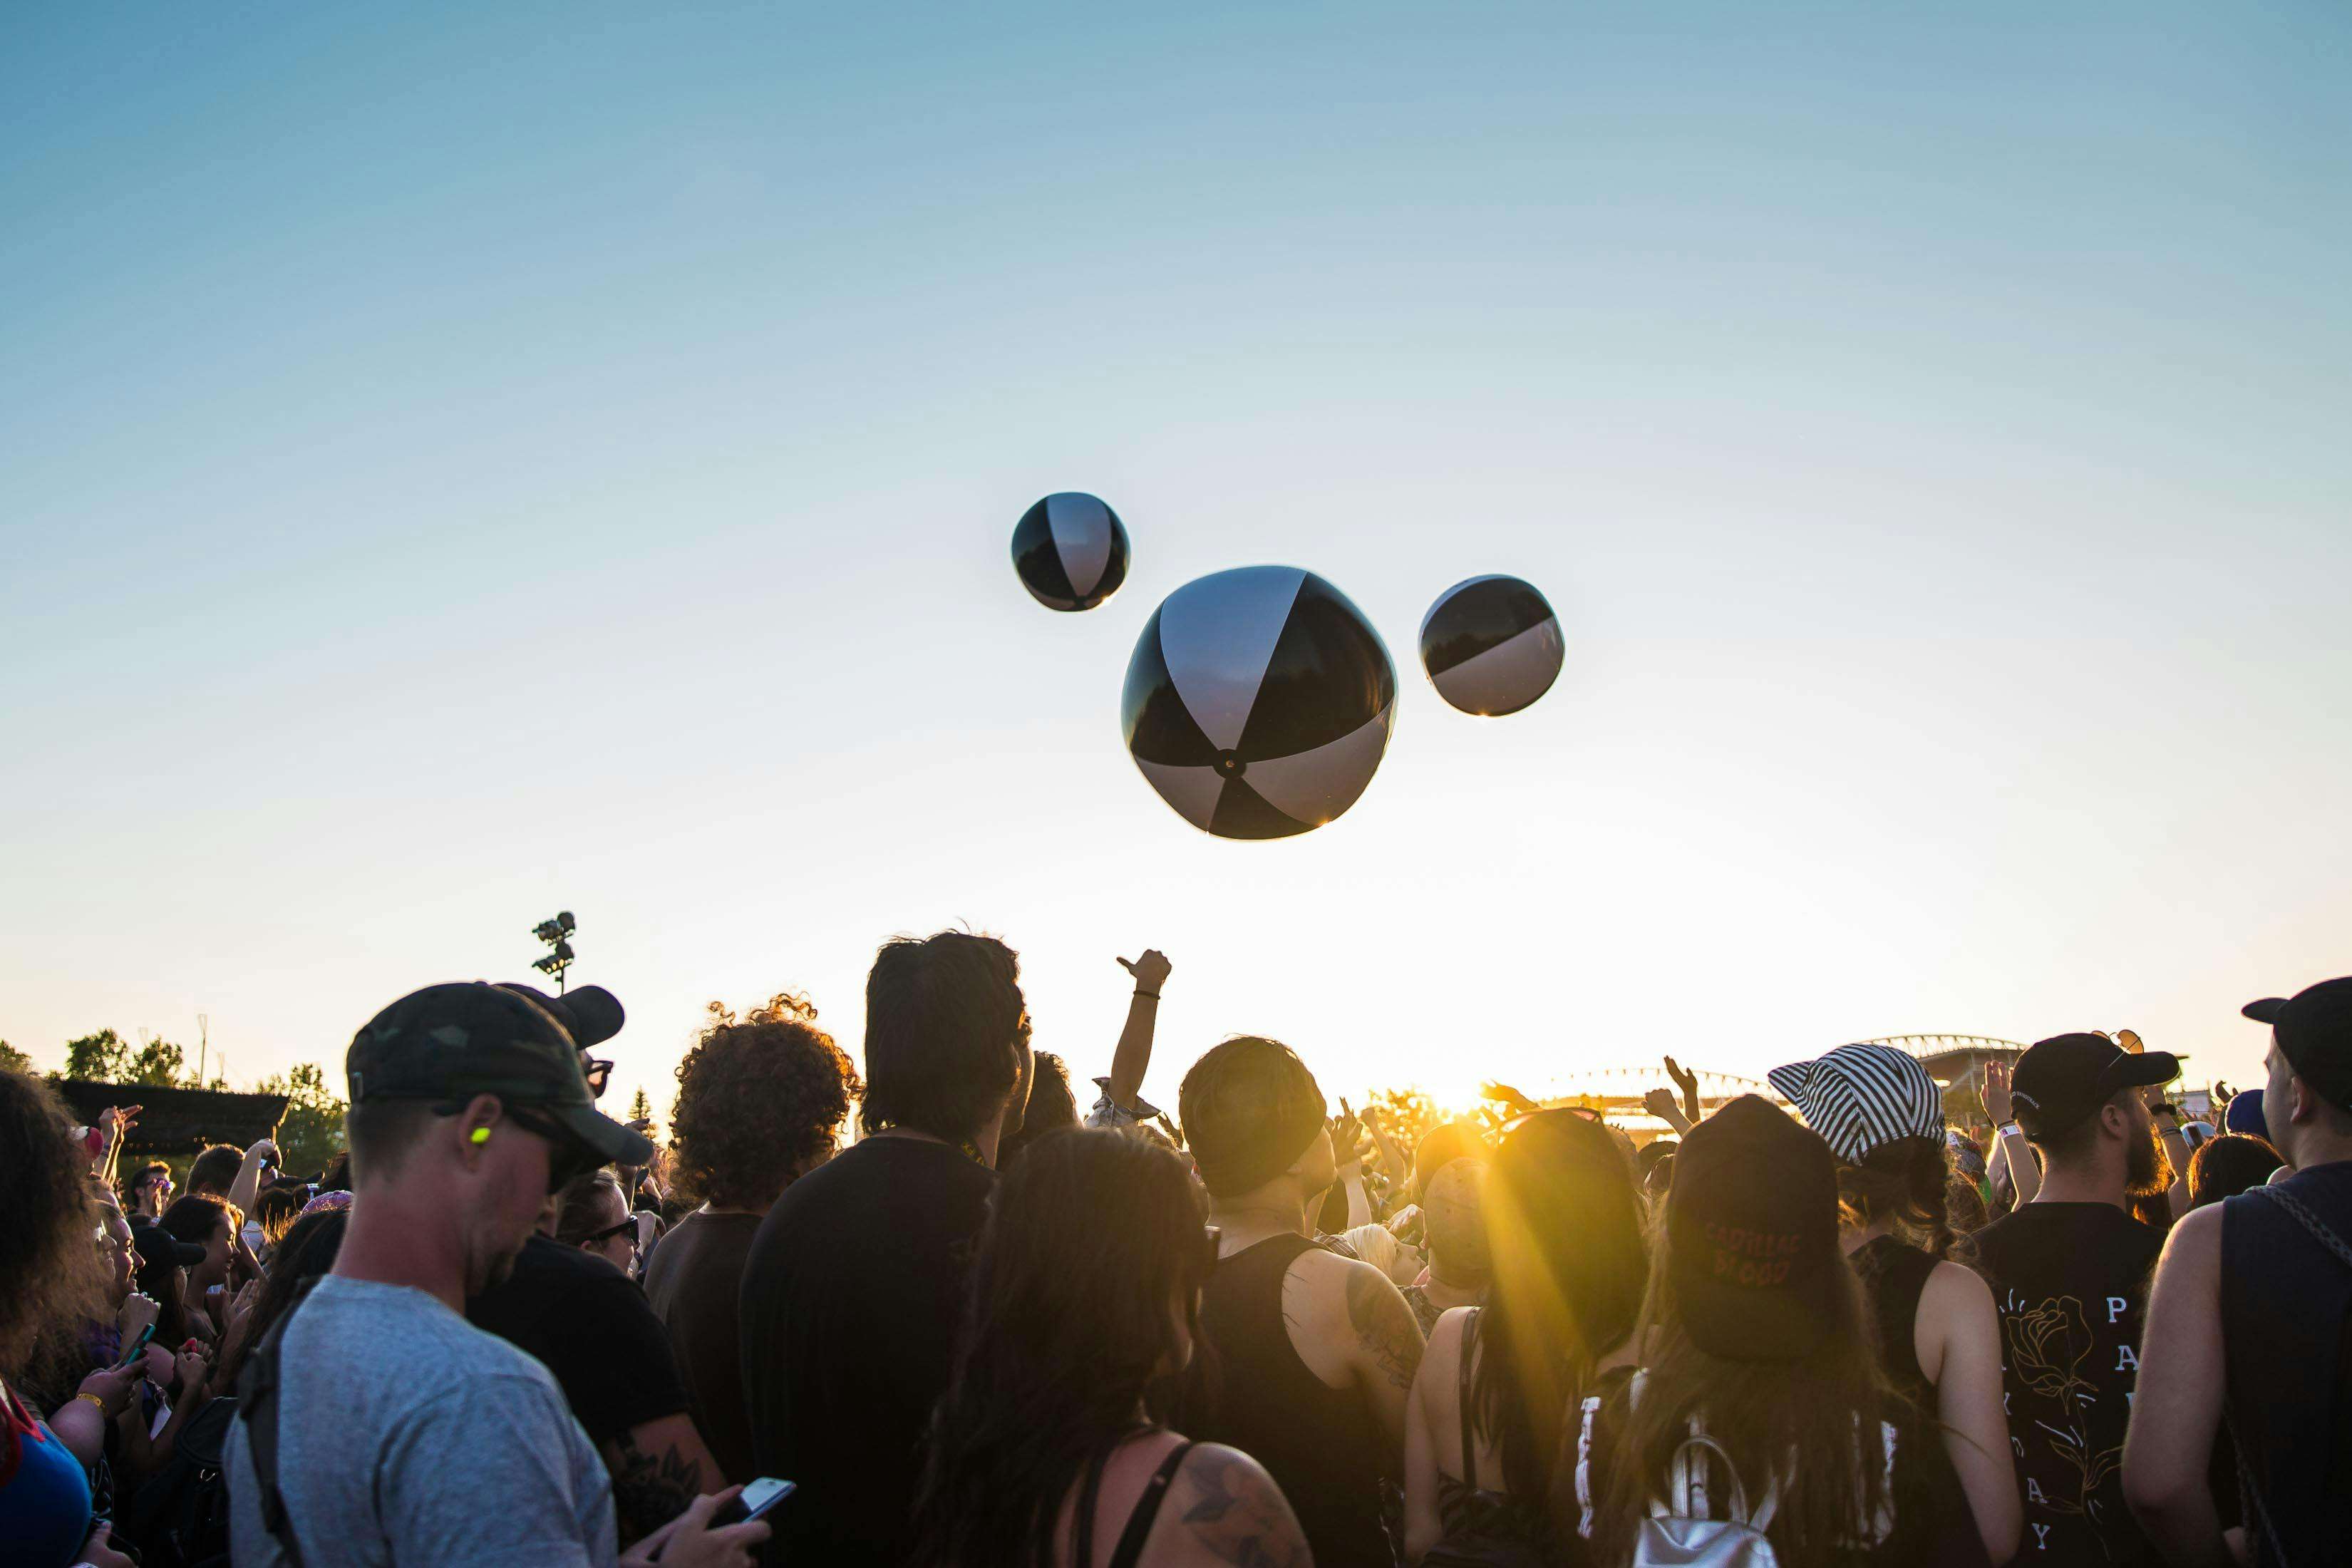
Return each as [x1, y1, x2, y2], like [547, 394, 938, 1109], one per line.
[2010, 1033, 2180, 1140]
[1666, 1095, 1842, 1363]
[130, 1212, 205, 1270]
[2244, 976, 2352, 1112]
[346, 982, 652, 1170]
[495, 982, 624, 1053]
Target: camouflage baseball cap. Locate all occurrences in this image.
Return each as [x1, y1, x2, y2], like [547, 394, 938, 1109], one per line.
[346, 981, 653, 1168]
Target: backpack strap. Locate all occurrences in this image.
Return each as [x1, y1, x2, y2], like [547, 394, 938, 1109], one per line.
[1455, 1308, 1481, 1494]
[1574, 1395, 1601, 1539]
[1105, 1441, 1194, 1568]
[236, 1276, 321, 1568]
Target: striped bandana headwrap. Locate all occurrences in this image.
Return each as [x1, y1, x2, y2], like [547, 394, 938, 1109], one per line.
[1767, 1042, 1946, 1165]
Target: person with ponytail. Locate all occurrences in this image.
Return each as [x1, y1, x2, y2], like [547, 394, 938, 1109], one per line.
[910, 1129, 1309, 1568]
[1402, 1110, 1646, 1564]
[1561, 1096, 1989, 1568]
[1770, 1044, 2019, 1565]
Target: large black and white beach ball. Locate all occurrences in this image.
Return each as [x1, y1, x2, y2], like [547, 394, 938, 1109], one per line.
[1418, 575, 1563, 716]
[1011, 492, 1130, 612]
[1123, 567, 1397, 840]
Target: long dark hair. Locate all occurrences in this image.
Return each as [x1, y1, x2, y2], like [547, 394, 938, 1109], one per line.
[0, 1071, 107, 1390]
[1836, 1135, 1953, 1257]
[1576, 1197, 1896, 1562]
[910, 1130, 1211, 1568]
[1472, 1110, 1648, 1502]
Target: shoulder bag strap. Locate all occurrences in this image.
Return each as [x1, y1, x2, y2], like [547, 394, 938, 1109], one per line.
[1455, 1307, 1480, 1493]
[236, 1276, 321, 1568]
[1574, 1394, 1602, 1539]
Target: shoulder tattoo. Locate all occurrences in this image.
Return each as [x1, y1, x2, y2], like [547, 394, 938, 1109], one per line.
[1179, 1450, 1307, 1568]
[1344, 1262, 1425, 1391]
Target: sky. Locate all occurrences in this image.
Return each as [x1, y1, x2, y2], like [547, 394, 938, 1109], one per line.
[4, 1, 2347, 1123]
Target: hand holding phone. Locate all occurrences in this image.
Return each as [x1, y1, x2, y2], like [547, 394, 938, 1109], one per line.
[708, 1478, 793, 1527]
[115, 1321, 158, 1371]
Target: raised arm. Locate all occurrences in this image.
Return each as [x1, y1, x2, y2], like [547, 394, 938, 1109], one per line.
[1981, 1060, 2039, 1206]
[228, 1135, 277, 1220]
[2122, 1205, 2232, 1567]
[1100, 949, 1171, 1123]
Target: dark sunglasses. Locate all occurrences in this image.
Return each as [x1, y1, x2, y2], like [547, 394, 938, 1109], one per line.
[582, 1058, 613, 1098]
[581, 1215, 639, 1251]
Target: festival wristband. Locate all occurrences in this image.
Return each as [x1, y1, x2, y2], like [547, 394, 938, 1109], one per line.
[1998, 1122, 2022, 1138]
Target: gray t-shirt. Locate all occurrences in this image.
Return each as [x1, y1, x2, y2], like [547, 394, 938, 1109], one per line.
[227, 1274, 616, 1567]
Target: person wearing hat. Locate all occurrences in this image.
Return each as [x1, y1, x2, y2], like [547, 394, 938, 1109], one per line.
[2126, 977, 2352, 1567]
[466, 984, 731, 1548]
[1175, 1035, 1424, 1568]
[1772, 1044, 2019, 1565]
[223, 981, 765, 1568]
[1566, 1095, 1986, 1566]
[1959, 1031, 2179, 1566]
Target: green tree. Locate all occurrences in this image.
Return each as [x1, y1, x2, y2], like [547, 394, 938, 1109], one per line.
[627, 1085, 654, 1133]
[257, 1062, 347, 1180]
[64, 1029, 134, 1083]
[0, 1040, 31, 1076]
[127, 1037, 192, 1087]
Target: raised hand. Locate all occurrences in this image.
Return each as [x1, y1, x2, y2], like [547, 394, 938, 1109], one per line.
[1116, 950, 1172, 996]
[1480, 1080, 1539, 1116]
[1641, 1088, 1682, 1124]
[1664, 1056, 1702, 1120]
[1328, 1103, 1366, 1170]
[1981, 1058, 2015, 1125]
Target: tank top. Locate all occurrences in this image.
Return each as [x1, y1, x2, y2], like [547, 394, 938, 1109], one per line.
[1073, 1438, 1195, 1568]
[1850, 1237, 1939, 1411]
[2220, 1162, 2352, 1567]
[1185, 1234, 1392, 1567]
[0, 1386, 93, 1568]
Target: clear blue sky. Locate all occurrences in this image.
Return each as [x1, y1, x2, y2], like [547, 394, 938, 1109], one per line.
[5, 1, 2347, 1118]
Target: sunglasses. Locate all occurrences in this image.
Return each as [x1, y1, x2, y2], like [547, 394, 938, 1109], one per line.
[582, 1058, 613, 1098]
[141, 1177, 174, 1195]
[581, 1215, 639, 1251]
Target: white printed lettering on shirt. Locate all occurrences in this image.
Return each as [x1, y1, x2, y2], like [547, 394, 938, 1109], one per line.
[2031, 1522, 2052, 1549]
[2108, 1295, 2128, 1322]
[2027, 1477, 2047, 1505]
[2117, 1343, 2139, 1373]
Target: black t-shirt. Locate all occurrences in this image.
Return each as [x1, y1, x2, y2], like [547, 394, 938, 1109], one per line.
[642, 1209, 764, 1485]
[1961, 1202, 2164, 1565]
[466, 1232, 690, 1449]
[738, 1136, 995, 1568]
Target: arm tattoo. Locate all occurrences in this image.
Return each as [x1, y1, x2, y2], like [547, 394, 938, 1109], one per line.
[607, 1430, 701, 1541]
[1180, 1452, 1306, 1568]
[1345, 1262, 1425, 1392]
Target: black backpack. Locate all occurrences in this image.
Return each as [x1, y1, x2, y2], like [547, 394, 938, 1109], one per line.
[115, 1395, 239, 1568]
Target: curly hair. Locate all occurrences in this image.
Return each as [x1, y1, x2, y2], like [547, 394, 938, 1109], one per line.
[0, 1070, 108, 1381]
[671, 994, 862, 1212]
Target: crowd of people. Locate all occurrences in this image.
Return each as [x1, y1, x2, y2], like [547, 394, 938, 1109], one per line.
[2, 935, 2347, 1568]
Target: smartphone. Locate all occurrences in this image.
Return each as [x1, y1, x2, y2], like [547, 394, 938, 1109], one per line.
[708, 1478, 794, 1528]
[116, 1321, 157, 1370]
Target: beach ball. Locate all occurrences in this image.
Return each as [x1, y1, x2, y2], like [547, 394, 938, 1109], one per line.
[1123, 567, 1397, 839]
[1418, 575, 1562, 716]
[1011, 492, 1130, 612]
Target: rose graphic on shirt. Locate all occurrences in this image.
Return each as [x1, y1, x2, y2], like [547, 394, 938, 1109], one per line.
[2008, 1296, 2097, 1404]
[2009, 1295, 2120, 1526]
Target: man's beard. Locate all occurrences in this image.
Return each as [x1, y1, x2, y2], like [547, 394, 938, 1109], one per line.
[2126, 1123, 2171, 1198]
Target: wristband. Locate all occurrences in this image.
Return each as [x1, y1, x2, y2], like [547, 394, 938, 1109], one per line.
[1998, 1121, 2022, 1139]
[1134, 990, 1160, 1001]
[76, 1392, 109, 1415]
